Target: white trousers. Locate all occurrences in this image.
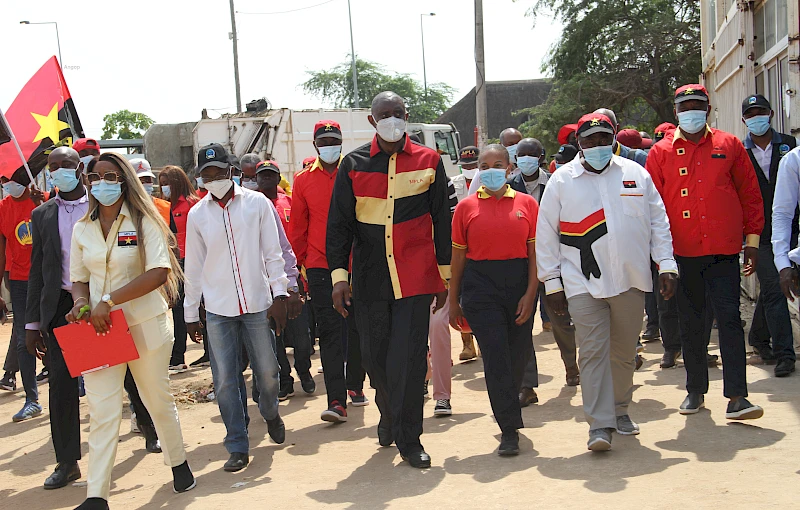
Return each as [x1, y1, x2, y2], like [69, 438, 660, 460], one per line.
[83, 313, 186, 500]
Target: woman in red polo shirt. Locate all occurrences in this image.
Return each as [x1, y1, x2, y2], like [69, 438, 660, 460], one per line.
[449, 144, 539, 457]
[159, 166, 201, 369]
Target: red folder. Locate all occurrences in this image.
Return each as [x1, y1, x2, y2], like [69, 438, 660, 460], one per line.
[54, 309, 140, 378]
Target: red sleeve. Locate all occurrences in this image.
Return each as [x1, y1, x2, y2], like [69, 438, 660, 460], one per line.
[731, 137, 765, 236]
[644, 145, 666, 198]
[549, 160, 556, 172]
[451, 200, 469, 249]
[288, 176, 309, 267]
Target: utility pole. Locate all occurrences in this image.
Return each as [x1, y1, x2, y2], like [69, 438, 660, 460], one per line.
[474, 0, 488, 148]
[229, 0, 242, 113]
[421, 13, 436, 99]
[347, 0, 360, 108]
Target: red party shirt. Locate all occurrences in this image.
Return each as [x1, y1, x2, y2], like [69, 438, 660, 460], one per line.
[0, 193, 48, 281]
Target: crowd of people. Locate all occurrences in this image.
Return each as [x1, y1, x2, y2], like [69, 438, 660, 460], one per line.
[1, 84, 798, 508]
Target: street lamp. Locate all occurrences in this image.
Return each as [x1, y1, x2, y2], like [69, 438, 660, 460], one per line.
[20, 21, 63, 67]
[347, 0, 360, 108]
[420, 13, 435, 99]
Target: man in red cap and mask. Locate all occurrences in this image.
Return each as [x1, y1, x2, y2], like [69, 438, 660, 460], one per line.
[646, 84, 765, 420]
[537, 112, 677, 451]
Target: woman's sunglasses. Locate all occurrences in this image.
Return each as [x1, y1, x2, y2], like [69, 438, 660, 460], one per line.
[87, 172, 123, 185]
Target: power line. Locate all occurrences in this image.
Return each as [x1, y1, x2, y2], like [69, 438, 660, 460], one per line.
[237, 0, 336, 16]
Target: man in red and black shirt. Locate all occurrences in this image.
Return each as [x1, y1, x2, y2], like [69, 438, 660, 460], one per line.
[646, 84, 765, 420]
[327, 92, 451, 468]
[290, 120, 368, 423]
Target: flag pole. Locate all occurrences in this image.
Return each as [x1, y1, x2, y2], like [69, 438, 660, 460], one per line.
[0, 107, 38, 187]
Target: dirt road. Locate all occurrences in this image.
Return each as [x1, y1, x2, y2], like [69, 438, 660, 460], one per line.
[1, 310, 798, 510]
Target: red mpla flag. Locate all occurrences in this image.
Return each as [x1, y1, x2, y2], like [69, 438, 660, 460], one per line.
[0, 57, 84, 180]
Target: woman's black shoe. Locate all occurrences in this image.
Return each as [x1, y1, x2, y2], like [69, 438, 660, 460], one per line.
[172, 461, 196, 493]
[75, 498, 109, 510]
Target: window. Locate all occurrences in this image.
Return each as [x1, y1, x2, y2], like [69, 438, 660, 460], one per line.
[705, 0, 717, 43]
[754, 0, 789, 58]
[434, 131, 458, 162]
[780, 56, 789, 131]
[755, 71, 764, 95]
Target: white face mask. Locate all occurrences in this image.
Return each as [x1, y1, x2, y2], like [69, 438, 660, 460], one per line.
[160, 185, 171, 198]
[461, 167, 478, 179]
[205, 179, 233, 199]
[242, 181, 259, 190]
[196, 177, 205, 189]
[318, 145, 342, 164]
[142, 183, 154, 196]
[375, 117, 406, 143]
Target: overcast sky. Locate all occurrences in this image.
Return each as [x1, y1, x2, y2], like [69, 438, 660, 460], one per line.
[1, 0, 561, 137]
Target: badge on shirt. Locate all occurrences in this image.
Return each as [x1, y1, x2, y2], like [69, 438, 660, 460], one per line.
[780, 144, 791, 156]
[623, 181, 638, 189]
[118, 231, 138, 246]
[711, 153, 726, 159]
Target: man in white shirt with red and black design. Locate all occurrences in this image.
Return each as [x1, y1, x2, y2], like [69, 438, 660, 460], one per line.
[536, 113, 677, 452]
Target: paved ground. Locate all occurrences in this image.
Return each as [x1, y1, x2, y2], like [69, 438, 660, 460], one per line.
[1, 303, 799, 510]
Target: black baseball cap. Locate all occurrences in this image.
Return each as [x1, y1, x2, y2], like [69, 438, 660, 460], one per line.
[458, 146, 479, 164]
[256, 160, 280, 174]
[198, 143, 230, 171]
[742, 94, 771, 115]
[555, 144, 578, 162]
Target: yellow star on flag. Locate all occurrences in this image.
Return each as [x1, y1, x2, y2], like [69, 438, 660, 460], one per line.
[31, 103, 68, 144]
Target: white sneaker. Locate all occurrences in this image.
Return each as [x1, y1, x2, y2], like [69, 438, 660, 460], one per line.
[169, 364, 188, 375]
[130, 413, 140, 434]
[317, 366, 324, 374]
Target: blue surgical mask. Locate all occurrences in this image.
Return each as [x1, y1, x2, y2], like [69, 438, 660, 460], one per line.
[232, 176, 241, 186]
[555, 163, 564, 169]
[581, 144, 614, 170]
[3, 181, 26, 198]
[745, 115, 771, 136]
[52, 167, 81, 193]
[318, 145, 342, 164]
[91, 181, 123, 206]
[196, 177, 205, 189]
[242, 181, 259, 191]
[516, 155, 539, 176]
[677, 109, 708, 135]
[479, 168, 508, 191]
[142, 183, 154, 196]
[505, 144, 518, 163]
[160, 185, 170, 198]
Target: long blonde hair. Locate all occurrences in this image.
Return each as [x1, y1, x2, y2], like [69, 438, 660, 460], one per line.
[84, 152, 184, 303]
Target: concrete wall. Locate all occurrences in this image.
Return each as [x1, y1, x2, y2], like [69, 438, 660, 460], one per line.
[143, 122, 197, 172]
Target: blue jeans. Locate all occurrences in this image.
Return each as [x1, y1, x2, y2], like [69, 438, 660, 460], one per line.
[10, 280, 37, 403]
[206, 311, 280, 454]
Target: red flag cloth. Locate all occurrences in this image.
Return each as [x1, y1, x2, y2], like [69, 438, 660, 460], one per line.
[0, 56, 84, 180]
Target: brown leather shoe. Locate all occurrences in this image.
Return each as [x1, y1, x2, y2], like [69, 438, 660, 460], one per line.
[519, 387, 538, 407]
[565, 366, 580, 386]
[459, 335, 477, 361]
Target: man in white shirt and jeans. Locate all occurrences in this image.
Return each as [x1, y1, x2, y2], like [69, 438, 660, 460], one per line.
[184, 143, 289, 473]
[537, 113, 678, 452]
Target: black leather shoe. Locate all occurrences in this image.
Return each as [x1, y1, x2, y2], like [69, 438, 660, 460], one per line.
[172, 461, 196, 493]
[641, 325, 660, 341]
[401, 450, 431, 468]
[753, 345, 777, 364]
[377, 425, 393, 447]
[679, 393, 704, 414]
[267, 415, 286, 444]
[498, 431, 520, 456]
[140, 423, 162, 453]
[660, 350, 681, 369]
[74, 498, 109, 510]
[775, 358, 796, 377]
[519, 387, 538, 408]
[300, 373, 316, 394]
[223, 452, 249, 472]
[44, 462, 80, 490]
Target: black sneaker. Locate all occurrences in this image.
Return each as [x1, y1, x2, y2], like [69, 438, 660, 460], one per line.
[300, 373, 316, 394]
[321, 401, 348, 423]
[498, 430, 520, 456]
[36, 368, 49, 384]
[635, 354, 644, 371]
[348, 390, 369, 406]
[679, 393, 704, 414]
[707, 353, 719, 366]
[433, 399, 452, 416]
[641, 325, 660, 341]
[267, 415, 286, 443]
[0, 372, 16, 391]
[753, 345, 776, 363]
[726, 398, 763, 420]
[189, 354, 210, 367]
[775, 359, 795, 377]
[278, 381, 294, 401]
[423, 380, 430, 398]
[660, 350, 681, 369]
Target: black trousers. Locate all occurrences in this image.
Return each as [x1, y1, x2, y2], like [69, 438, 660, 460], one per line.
[676, 255, 747, 398]
[651, 262, 681, 352]
[44, 290, 81, 464]
[355, 294, 431, 455]
[276, 301, 314, 385]
[461, 259, 531, 433]
[344, 307, 365, 392]
[748, 243, 796, 362]
[170, 261, 187, 366]
[307, 268, 365, 408]
[521, 282, 576, 389]
[645, 291, 659, 330]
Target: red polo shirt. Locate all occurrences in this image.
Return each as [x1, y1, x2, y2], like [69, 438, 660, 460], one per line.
[452, 186, 538, 261]
[290, 157, 337, 269]
[171, 195, 199, 258]
[645, 126, 764, 257]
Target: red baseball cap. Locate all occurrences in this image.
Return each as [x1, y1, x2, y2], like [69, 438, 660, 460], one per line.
[557, 124, 578, 145]
[654, 122, 677, 142]
[576, 114, 616, 138]
[313, 120, 342, 140]
[674, 84, 709, 103]
[73, 138, 100, 153]
[616, 129, 643, 149]
[302, 156, 316, 167]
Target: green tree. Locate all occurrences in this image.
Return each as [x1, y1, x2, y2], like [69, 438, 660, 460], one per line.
[517, 0, 700, 154]
[101, 110, 154, 140]
[303, 56, 455, 124]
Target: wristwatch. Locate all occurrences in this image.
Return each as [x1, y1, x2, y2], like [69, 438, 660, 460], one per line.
[288, 286, 300, 294]
[101, 293, 115, 307]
